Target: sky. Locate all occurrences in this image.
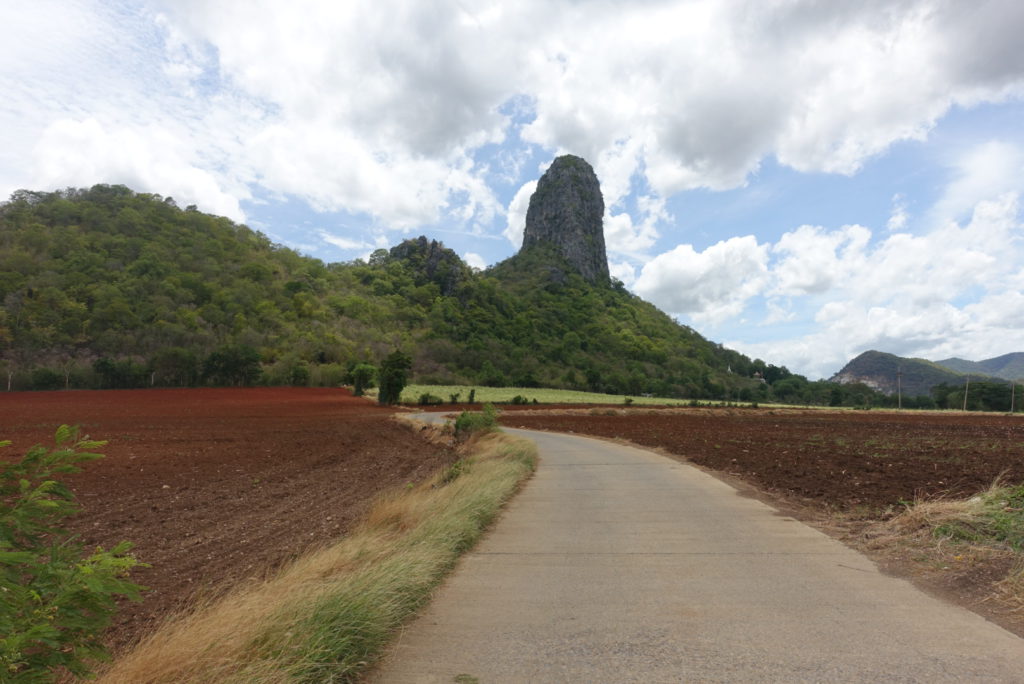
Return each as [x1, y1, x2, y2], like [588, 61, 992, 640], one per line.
[3, 0, 1024, 379]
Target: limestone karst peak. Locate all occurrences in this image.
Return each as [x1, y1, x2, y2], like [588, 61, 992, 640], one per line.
[521, 155, 610, 285]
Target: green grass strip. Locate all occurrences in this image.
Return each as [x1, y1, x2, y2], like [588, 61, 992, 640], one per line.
[397, 384, 755, 406]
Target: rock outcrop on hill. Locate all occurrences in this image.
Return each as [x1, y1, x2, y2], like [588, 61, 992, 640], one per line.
[521, 155, 610, 285]
[387, 236, 469, 296]
[830, 350, 968, 397]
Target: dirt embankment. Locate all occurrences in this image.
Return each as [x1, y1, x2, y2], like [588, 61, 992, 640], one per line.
[0, 387, 456, 652]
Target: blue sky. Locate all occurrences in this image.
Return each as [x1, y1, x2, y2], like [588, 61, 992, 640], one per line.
[3, 1, 1024, 378]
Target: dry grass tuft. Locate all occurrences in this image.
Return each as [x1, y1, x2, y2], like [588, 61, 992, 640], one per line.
[859, 478, 1024, 613]
[884, 498, 980, 536]
[994, 564, 1024, 611]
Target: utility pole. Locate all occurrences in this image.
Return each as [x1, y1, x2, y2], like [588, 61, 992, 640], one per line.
[963, 375, 970, 411]
[897, 365, 902, 410]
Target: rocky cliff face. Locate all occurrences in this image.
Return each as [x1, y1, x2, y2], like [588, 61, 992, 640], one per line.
[521, 155, 610, 285]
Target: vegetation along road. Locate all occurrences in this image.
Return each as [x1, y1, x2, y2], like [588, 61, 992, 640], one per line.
[372, 426, 1024, 683]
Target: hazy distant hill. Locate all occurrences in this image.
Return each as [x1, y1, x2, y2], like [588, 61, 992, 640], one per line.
[935, 353, 1024, 381]
[829, 350, 970, 397]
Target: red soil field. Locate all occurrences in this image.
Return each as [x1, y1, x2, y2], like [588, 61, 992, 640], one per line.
[6, 395, 1023, 652]
[500, 408, 1024, 510]
[0, 387, 455, 652]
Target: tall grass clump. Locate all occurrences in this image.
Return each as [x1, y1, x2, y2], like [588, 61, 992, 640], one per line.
[453, 403, 499, 437]
[931, 484, 1024, 550]
[888, 481, 1024, 551]
[98, 430, 536, 683]
[879, 479, 1024, 608]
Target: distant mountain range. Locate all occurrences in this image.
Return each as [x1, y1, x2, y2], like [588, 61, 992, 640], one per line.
[830, 350, 1023, 397]
[934, 353, 1024, 382]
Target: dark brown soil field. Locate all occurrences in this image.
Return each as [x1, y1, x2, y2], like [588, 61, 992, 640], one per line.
[0, 387, 455, 653]
[500, 408, 1024, 510]
[6, 395, 1024, 654]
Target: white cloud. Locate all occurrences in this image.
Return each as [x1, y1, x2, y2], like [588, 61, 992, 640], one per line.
[609, 260, 637, 287]
[604, 212, 655, 257]
[503, 180, 536, 248]
[732, 190, 1024, 378]
[604, 193, 667, 258]
[594, 138, 643, 210]
[634, 235, 769, 325]
[771, 224, 870, 296]
[887, 194, 909, 232]
[318, 230, 372, 251]
[33, 118, 245, 220]
[464, 252, 487, 270]
[6, 1, 1024, 236]
[931, 140, 1024, 224]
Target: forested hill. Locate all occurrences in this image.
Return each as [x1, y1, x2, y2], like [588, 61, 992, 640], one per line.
[1, 185, 794, 400]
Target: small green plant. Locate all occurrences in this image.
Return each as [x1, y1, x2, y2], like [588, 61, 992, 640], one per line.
[454, 404, 499, 437]
[623, 397, 634, 406]
[1, 426, 145, 681]
[588, 408, 618, 416]
[468, 388, 476, 404]
[418, 393, 443, 406]
[440, 459, 467, 484]
[449, 392, 461, 404]
[510, 395, 529, 405]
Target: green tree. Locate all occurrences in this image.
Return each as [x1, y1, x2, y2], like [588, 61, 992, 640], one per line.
[1, 426, 144, 680]
[351, 363, 376, 397]
[203, 344, 262, 386]
[92, 357, 147, 389]
[378, 350, 412, 404]
[772, 377, 806, 403]
[151, 347, 198, 387]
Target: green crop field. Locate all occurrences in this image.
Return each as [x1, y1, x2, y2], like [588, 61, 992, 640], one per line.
[397, 385, 715, 406]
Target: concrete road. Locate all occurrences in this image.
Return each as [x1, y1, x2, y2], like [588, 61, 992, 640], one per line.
[371, 428, 1024, 683]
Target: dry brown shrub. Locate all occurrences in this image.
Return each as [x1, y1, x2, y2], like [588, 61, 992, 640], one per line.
[994, 564, 1024, 611]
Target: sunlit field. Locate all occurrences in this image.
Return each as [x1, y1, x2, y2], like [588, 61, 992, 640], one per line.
[396, 384, 726, 406]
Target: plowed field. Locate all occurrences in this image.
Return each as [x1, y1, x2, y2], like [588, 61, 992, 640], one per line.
[501, 408, 1024, 510]
[0, 388, 455, 652]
